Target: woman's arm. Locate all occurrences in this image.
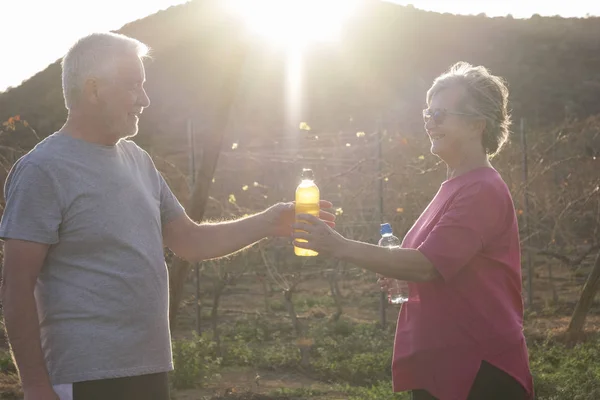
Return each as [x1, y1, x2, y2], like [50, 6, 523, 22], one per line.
[338, 238, 440, 281]
[292, 215, 439, 282]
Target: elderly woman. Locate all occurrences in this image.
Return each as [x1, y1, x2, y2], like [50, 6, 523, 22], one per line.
[292, 62, 534, 400]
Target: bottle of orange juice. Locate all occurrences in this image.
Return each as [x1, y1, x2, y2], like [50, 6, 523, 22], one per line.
[295, 168, 320, 256]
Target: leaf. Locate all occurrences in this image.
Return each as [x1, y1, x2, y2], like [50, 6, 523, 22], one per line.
[299, 122, 311, 131]
[231, 142, 238, 150]
[418, 155, 425, 160]
[356, 131, 365, 138]
[345, 143, 351, 147]
[242, 185, 249, 191]
[396, 207, 404, 213]
[335, 207, 344, 216]
[228, 194, 237, 204]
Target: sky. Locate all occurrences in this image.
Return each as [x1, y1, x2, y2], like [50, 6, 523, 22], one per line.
[1, 0, 600, 92]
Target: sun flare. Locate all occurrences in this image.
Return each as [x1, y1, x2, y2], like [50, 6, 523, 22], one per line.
[224, 0, 360, 48]
[223, 0, 360, 140]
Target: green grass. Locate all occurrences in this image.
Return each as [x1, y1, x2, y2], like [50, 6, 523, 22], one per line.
[1, 315, 598, 399]
[529, 336, 600, 399]
[168, 317, 600, 399]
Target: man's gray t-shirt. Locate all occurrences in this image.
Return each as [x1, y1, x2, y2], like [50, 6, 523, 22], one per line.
[0, 132, 185, 384]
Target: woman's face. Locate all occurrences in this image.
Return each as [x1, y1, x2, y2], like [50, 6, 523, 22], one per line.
[423, 86, 483, 161]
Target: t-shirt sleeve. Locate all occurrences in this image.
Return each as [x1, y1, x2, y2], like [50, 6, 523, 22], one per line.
[0, 161, 63, 244]
[417, 182, 508, 281]
[158, 173, 185, 227]
[132, 142, 186, 227]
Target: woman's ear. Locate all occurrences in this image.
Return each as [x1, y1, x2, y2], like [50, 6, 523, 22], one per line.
[472, 118, 486, 136]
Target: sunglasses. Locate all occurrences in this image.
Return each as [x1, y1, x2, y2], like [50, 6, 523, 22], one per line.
[422, 108, 479, 125]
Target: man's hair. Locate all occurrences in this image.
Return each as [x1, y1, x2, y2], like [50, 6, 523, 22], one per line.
[427, 62, 511, 157]
[61, 32, 150, 110]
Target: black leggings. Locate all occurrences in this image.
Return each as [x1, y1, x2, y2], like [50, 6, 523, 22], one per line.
[73, 372, 170, 400]
[412, 361, 528, 400]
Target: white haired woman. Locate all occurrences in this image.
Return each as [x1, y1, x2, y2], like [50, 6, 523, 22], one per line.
[292, 62, 534, 400]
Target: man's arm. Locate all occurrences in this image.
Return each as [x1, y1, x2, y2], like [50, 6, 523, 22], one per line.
[163, 210, 272, 263]
[163, 201, 335, 263]
[1, 240, 57, 398]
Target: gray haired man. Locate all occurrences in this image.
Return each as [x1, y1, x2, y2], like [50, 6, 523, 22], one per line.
[0, 32, 335, 400]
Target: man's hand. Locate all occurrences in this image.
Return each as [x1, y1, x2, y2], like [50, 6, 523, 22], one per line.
[264, 200, 336, 237]
[24, 385, 60, 400]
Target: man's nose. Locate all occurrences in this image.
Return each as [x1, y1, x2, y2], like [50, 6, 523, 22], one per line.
[139, 88, 151, 108]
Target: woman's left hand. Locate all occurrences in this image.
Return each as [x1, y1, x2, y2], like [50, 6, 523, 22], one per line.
[291, 214, 347, 257]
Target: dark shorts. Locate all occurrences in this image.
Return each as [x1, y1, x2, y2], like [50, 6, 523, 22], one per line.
[412, 361, 529, 400]
[73, 372, 169, 400]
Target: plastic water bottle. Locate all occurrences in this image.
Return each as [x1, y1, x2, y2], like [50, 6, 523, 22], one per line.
[378, 223, 409, 304]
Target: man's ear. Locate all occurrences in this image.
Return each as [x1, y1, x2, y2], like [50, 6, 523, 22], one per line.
[82, 78, 100, 105]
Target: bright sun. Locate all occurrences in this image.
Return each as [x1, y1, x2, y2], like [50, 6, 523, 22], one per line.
[224, 0, 361, 48]
[223, 0, 361, 136]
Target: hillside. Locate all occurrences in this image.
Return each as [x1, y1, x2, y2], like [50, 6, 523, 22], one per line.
[1, 0, 599, 243]
[2, 1, 600, 154]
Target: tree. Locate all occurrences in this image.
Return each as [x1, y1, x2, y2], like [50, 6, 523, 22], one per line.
[168, 30, 249, 328]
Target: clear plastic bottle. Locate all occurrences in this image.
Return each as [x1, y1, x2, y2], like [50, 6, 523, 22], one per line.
[295, 168, 320, 257]
[378, 223, 409, 304]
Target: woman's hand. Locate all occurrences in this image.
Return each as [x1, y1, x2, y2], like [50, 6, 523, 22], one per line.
[291, 213, 347, 257]
[377, 274, 392, 292]
[265, 200, 336, 237]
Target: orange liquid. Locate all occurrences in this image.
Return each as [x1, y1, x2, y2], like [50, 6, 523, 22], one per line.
[295, 180, 320, 256]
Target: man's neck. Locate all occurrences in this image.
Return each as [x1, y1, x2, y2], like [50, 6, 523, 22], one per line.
[59, 115, 118, 146]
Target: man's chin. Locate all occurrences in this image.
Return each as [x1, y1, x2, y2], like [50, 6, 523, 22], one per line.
[120, 124, 139, 140]
[122, 130, 138, 140]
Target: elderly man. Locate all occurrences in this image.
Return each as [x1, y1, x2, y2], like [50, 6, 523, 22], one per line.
[0, 32, 334, 400]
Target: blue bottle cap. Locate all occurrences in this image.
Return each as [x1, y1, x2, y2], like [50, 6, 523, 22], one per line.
[380, 223, 393, 235]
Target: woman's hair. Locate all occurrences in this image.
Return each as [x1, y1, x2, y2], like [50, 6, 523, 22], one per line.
[427, 62, 511, 157]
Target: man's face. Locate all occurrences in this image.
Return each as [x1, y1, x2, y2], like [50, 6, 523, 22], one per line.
[95, 55, 151, 141]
